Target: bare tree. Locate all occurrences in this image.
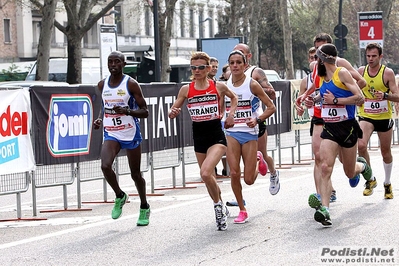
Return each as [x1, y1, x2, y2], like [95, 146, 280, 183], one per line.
[35, 0, 57, 81]
[280, 0, 294, 79]
[31, 0, 122, 84]
[157, 0, 178, 82]
[248, 0, 261, 66]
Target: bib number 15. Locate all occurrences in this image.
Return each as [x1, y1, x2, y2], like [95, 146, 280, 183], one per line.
[112, 117, 122, 125]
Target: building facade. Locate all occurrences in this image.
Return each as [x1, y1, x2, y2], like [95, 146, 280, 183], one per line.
[0, 0, 227, 63]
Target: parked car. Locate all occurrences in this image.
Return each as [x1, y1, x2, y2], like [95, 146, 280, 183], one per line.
[263, 69, 282, 82]
[0, 61, 35, 82]
[25, 58, 101, 84]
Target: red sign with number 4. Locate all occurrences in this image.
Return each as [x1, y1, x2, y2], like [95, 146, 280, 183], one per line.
[358, 11, 383, 48]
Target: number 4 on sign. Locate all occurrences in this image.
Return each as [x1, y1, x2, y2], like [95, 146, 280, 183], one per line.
[368, 27, 375, 39]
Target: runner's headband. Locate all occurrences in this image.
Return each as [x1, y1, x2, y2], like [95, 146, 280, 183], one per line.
[316, 48, 336, 64]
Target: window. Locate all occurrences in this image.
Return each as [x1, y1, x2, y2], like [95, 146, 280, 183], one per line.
[145, 7, 150, 36]
[51, 26, 56, 45]
[180, 4, 185, 37]
[63, 22, 67, 45]
[189, 9, 194, 38]
[4, 19, 11, 43]
[114, 6, 122, 35]
[198, 10, 204, 38]
[208, 11, 214, 38]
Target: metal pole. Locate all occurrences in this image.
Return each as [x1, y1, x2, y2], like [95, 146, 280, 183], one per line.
[153, 0, 161, 81]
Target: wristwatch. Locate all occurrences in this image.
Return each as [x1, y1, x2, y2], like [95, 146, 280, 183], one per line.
[383, 92, 389, 99]
[256, 118, 263, 124]
[126, 108, 131, 116]
[333, 97, 338, 105]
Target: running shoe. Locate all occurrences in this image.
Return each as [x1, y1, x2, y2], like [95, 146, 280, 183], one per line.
[357, 157, 373, 181]
[330, 190, 337, 202]
[363, 179, 377, 196]
[234, 210, 248, 224]
[225, 205, 230, 217]
[308, 193, 321, 209]
[314, 206, 332, 226]
[257, 151, 268, 176]
[226, 199, 246, 207]
[137, 207, 150, 226]
[111, 192, 128, 219]
[384, 183, 394, 199]
[349, 174, 360, 187]
[214, 203, 228, 231]
[269, 170, 280, 195]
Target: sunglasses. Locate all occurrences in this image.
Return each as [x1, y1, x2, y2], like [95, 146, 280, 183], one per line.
[190, 65, 208, 71]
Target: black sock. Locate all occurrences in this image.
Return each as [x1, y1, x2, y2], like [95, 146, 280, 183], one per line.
[140, 203, 150, 209]
[117, 191, 125, 199]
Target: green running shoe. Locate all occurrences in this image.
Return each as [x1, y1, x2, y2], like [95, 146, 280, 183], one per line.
[314, 206, 332, 226]
[112, 193, 128, 219]
[308, 193, 322, 209]
[357, 157, 372, 181]
[137, 207, 150, 226]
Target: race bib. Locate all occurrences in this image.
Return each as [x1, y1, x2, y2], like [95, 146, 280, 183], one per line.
[321, 104, 348, 122]
[364, 99, 389, 114]
[187, 94, 219, 122]
[227, 99, 253, 124]
[103, 107, 134, 131]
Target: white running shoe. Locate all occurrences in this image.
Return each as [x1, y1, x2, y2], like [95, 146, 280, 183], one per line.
[269, 170, 280, 195]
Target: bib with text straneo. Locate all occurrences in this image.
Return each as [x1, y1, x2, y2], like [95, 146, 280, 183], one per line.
[363, 99, 389, 114]
[186, 94, 220, 122]
[321, 104, 348, 122]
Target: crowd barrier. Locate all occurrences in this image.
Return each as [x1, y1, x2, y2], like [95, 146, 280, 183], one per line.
[1, 80, 398, 221]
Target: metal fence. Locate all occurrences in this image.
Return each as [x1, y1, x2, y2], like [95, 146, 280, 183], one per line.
[0, 125, 326, 220]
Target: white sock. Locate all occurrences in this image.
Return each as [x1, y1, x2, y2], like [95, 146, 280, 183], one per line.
[384, 161, 393, 185]
[214, 200, 222, 206]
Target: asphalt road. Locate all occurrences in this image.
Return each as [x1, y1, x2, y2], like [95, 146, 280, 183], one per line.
[1, 142, 399, 266]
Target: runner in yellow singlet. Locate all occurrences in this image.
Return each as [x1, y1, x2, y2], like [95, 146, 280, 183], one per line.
[357, 42, 399, 199]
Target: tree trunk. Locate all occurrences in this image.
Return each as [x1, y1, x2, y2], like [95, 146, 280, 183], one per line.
[66, 33, 83, 84]
[159, 0, 178, 82]
[280, 0, 294, 79]
[50, 0, 121, 84]
[230, 0, 237, 36]
[248, 0, 261, 66]
[35, 0, 57, 81]
[375, 0, 393, 34]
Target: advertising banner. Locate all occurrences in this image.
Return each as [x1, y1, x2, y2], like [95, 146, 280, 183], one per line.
[0, 89, 35, 174]
[290, 79, 312, 130]
[140, 83, 182, 153]
[267, 80, 292, 135]
[30, 85, 103, 165]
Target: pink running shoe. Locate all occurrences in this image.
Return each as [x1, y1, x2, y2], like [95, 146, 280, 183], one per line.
[257, 151, 268, 176]
[234, 211, 248, 224]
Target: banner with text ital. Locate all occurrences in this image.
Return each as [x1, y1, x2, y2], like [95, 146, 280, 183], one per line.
[267, 80, 291, 135]
[0, 89, 35, 174]
[30, 85, 103, 165]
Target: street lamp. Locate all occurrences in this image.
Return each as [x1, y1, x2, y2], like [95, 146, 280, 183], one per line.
[199, 17, 212, 39]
